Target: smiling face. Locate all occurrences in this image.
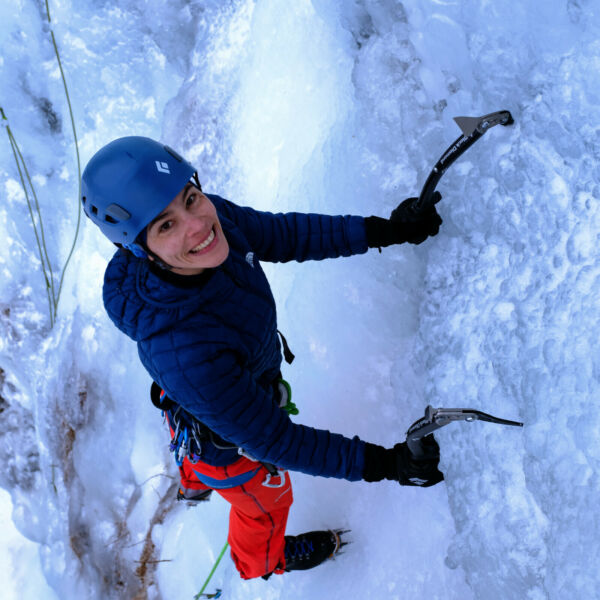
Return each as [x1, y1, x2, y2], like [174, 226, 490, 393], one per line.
[145, 183, 229, 275]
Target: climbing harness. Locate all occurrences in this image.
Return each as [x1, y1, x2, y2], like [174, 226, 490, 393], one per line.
[150, 374, 297, 481]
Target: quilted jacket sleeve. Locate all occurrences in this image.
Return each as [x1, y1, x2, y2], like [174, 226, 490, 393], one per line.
[211, 195, 369, 263]
[141, 329, 366, 481]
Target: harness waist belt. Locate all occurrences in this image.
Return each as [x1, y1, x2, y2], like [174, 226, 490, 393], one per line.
[192, 466, 262, 489]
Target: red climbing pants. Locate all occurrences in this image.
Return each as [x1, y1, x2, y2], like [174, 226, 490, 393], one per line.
[178, 455, 294, 580]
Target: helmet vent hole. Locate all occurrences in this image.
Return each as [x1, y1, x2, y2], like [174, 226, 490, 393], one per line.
[106, 203, 131, 222]
[91, 205, 98, 215]
[164, 145, 183, 162]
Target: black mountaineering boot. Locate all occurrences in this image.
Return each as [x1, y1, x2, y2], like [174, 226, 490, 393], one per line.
[283, 530, 344, 572]
[176, 488, 213, 504]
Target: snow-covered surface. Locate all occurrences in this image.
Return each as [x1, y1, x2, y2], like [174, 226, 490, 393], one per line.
[1, 0, 599, 598]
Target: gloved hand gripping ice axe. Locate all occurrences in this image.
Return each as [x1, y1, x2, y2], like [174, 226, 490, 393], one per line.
[406, 405, 523, 459]
[411, 110, 514, 214]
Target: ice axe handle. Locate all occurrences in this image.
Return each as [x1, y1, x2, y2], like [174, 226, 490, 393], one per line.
[413, 186, 443, 214]
[411, 110, 514, 215]
[405, 406, 439, 459]
[406, 436, 432, 460]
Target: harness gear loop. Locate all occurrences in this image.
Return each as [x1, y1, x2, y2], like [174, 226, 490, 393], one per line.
[262, 468, 287, 488]
[277, 330, 295, 364]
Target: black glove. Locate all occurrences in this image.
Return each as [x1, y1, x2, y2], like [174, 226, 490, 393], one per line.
[362, 435, 444, 487]
[393, 436, 444, 487]
[364, 192, 443, 247]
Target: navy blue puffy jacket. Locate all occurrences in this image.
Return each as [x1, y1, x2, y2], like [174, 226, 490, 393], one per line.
[103, 195, 370, 480]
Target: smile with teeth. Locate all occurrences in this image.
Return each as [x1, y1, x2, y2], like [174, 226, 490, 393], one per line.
[190, 227, 216, 254]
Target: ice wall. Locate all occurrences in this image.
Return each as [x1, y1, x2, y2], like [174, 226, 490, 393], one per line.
[1, 1, 599, 599]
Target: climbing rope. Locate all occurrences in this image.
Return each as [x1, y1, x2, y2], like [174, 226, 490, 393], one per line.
[193, 540, 229, 599]
[45, 0, 82, 312]
[1, 1, 81, 327]
[1, 109, 56, 323]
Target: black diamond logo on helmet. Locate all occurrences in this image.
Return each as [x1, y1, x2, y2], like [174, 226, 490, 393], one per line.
[155, 161, 170, 174]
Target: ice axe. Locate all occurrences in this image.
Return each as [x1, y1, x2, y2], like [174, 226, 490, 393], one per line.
[403, 111, 518, 458]
[406, 406, 523, 459]
[411, 110, 514, 214]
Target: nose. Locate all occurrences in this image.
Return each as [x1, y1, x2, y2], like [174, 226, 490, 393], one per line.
[185, 213, 211, 239]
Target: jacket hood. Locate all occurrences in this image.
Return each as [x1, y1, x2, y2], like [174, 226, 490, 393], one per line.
[104, 250, 196, 341]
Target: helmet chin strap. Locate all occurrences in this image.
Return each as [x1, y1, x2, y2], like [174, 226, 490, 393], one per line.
[145, 246, 174, 271]
[123, 241, 173, 270]
[123, 242, 148, 259]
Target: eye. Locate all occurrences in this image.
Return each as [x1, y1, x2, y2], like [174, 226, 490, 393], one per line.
[185, 192, 197, 208]
[159, 220, 173, 232]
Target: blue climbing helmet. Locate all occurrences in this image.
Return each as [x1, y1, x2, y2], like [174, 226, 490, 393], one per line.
[81, 136, 196, 255]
